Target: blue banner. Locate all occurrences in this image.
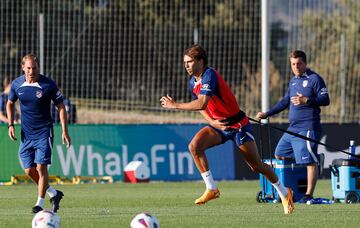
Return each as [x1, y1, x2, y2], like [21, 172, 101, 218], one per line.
[48, 124, 235, 181]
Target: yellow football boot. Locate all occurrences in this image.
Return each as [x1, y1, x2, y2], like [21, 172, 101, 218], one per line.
[280, 188, 294, 214]
[194, 188, 220, 205]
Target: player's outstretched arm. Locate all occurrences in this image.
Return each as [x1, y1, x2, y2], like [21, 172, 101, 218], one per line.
[57, 103, 71, 148]
[160, 94, 210, 111]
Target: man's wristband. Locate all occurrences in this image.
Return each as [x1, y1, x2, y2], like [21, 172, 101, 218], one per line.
[8, 124, 14, 128]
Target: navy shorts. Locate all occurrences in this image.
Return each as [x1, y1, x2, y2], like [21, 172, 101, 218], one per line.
[275, 130, 320, 164]
[19, 137, 54, 169]
[211, 123, 255, 147]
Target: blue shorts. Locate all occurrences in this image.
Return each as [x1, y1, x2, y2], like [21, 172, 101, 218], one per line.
[275, 130, 320, 164]
[19, 137, 54, 169]
[211, 123, 255, 147]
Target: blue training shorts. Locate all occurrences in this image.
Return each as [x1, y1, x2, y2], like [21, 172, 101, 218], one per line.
[275, 130, 321, 164]
[19, 137, 54, 169]
[210, 123, 255, 147]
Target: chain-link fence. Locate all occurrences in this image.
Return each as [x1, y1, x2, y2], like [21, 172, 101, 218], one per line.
[0, 0, 359, 123]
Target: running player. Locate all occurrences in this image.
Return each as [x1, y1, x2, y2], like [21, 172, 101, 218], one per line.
[7, 54, 71, 213]
[160, 44, 294, 214]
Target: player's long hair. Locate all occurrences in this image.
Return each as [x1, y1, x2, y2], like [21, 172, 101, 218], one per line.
[183, 44, 207, 66]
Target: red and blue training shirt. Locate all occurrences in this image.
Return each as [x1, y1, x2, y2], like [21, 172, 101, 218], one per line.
[189, 67, 248, 129]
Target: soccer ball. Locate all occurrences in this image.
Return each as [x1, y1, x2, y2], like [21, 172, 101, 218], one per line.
[32, 210, 61, 228]
[130, 212, 159, 228]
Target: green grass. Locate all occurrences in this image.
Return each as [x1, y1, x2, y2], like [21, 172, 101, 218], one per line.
[0, 180, 359, 227]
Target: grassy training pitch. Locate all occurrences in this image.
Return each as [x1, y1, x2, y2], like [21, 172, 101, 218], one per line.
[0, 180, 359, 227]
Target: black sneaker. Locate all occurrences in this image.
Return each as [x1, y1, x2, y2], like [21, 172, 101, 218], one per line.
[32, 205, 43, 213]
[298, 194, 313, 204]
[50, 190, 64, 213]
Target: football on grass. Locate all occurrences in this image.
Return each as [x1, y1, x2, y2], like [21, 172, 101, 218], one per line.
[32, 210, 60, 228]
[130, 212, 159, 228]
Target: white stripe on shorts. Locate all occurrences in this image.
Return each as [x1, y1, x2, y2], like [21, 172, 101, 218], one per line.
[48, 137, 53, 150]
[246, 132, 255, 141]
[306, 130, 318, 163]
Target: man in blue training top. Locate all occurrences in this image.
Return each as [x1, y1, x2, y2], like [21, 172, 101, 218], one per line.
[6, 54, 71, 213]
[256, 50, 330, 203]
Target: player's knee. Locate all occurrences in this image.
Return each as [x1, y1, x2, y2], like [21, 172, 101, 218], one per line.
[36, 167, 43, 176]
[188, 142, 202, 156]
[24, 168, 32, 176]
[36, 165, 47, 176]
[188, 143, 196, 154]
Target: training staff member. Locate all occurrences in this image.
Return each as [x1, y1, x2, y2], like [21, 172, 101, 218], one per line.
[7, 54, 71, 213]
[257, 50, 330, 203]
